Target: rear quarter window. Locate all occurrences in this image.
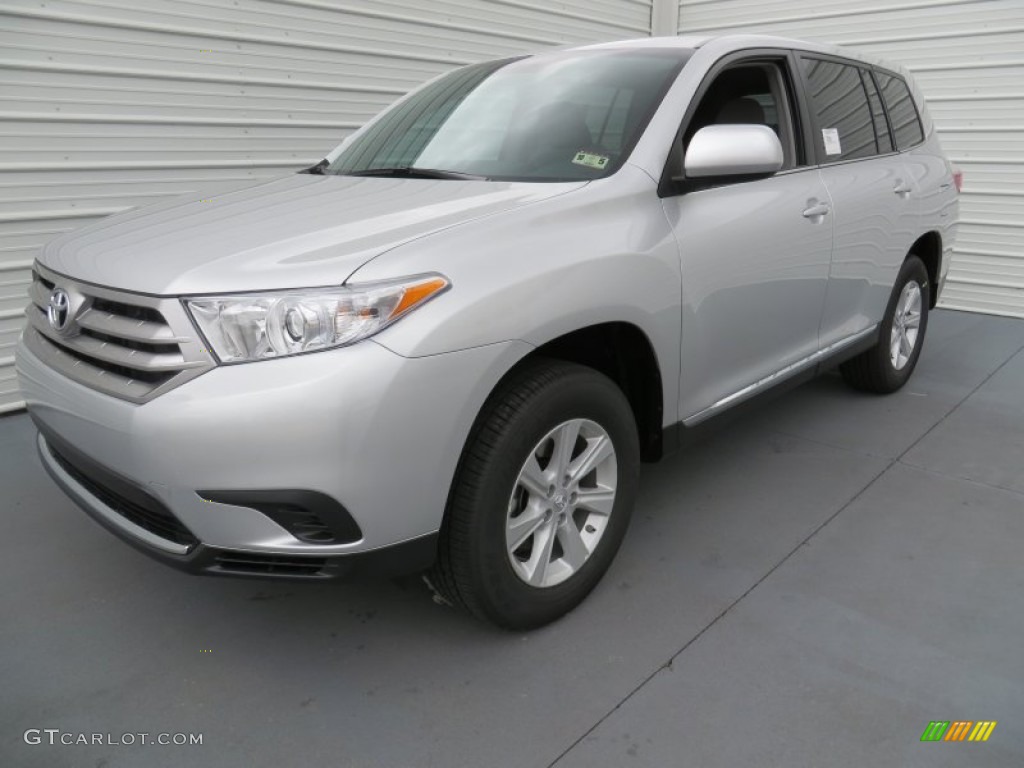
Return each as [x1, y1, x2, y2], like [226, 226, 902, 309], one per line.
[876, 72, 926, 149]
[861, 70, 894, 154]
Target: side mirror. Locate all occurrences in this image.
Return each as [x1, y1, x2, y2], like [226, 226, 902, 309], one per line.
[682, 124, 784, 180]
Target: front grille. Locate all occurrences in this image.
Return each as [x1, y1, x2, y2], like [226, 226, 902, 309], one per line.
[90, 296, 164, 324]
[25, 264, 214, 402]
[39, 337, 171, 384]
[213, 552, 328, 576]
[48, 441, 199, 549]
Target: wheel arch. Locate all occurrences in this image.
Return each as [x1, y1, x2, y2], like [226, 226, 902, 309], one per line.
[911, 231, 942, 309]
[490, 322, 668, 463]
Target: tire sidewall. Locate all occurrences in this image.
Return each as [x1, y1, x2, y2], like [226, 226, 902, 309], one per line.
[464, 366, 640, 628]
[879, 256, 930, 389]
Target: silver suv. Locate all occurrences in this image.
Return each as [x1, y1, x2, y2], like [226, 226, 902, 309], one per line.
[16, 36, 958, 628]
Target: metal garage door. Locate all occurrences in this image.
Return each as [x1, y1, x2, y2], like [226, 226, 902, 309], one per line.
[676, 0, 1024, 319]
[0, 0, 653, 413]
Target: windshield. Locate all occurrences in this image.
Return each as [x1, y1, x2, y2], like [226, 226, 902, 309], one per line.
[327, 48, 692, 182]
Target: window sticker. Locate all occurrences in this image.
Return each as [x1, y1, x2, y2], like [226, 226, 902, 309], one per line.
[822, 128, 842, 156]
[572, 151, 610, 170]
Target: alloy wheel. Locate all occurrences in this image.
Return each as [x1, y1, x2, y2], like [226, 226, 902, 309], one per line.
[890, 281, 923, 370]
[505, 419, 617, 588]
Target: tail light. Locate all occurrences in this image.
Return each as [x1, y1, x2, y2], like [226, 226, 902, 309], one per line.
[952, 166, 963, 193]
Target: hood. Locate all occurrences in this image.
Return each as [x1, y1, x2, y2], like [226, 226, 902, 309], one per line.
[38, 174, 584, 294]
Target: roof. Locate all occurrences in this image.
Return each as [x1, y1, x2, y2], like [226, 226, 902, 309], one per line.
[570, 34, 903, 75]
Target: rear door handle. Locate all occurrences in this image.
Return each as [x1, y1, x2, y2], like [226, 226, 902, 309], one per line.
[802, 202, 830, 219]
[894, 181, 912, 196]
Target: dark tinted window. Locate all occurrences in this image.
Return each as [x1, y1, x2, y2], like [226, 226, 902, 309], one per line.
[801, 57, 876, 161]
[876, 72, 925, 149]
[861, 70, 894, 153]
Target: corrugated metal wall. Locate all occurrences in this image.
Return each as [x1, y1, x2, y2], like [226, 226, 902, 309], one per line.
[4, 0, 1017, 413]
[677, 0, 1024, 319]
[0, 0, 653, 413]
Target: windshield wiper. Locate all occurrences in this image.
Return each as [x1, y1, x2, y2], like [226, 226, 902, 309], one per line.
[342, 166, 487, 181]
[299, 158, 329, 175]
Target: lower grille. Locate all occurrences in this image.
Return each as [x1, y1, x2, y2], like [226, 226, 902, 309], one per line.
[213, 552, 328, 576]
[48, 442, 198, 549]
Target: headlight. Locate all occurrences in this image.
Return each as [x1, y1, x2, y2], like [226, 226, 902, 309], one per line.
[185, 274, 449, 362]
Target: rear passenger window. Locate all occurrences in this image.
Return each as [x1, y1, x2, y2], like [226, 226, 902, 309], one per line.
[801, 57, 876, 161]
[861, 70, 894, 154]
[876, 72, 925, 149]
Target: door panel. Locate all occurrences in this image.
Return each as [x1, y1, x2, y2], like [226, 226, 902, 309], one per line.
[816, 157, 918, 346]
[664, 169, 833, 422]
[797, 56, 920, 347]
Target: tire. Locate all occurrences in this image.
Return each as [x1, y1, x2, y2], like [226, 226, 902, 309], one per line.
[428, 359, 640, 630]
[840, 255, 930, 394]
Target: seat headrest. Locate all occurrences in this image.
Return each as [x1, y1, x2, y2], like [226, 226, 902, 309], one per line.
[715, 97, 766, 125]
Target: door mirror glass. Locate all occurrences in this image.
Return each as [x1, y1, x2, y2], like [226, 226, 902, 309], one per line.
[683, 124, 784, 179]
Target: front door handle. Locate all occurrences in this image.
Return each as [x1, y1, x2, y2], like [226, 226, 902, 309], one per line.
[802, 202, 830, 220]
[894, 181, 912, 197]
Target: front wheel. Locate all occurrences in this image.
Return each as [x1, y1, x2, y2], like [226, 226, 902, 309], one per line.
[428, 360, 640, 630]
[840, 255, 930, 394]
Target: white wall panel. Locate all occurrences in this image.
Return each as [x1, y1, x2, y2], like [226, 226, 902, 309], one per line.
[0, 0, 652, 413]
[678, 0, 1024, 318]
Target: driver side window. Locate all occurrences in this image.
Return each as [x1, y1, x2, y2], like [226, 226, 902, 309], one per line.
[683, 60, 802, 171]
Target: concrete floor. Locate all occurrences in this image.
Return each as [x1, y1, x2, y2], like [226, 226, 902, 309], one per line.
[2, 309, 1022, 768]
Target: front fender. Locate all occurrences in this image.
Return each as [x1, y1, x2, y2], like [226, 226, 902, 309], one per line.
[349, 167, 682, 427]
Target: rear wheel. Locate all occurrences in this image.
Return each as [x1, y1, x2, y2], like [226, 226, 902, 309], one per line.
[840, 255, 930, 393]
[428, 360, 640, 630]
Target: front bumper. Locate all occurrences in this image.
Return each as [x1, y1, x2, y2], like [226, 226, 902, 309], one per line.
[17, 331, 530, 577]
[37, 424, 437, 578]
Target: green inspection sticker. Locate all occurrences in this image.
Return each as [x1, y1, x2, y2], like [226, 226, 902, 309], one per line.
[571, 151, 609, 170]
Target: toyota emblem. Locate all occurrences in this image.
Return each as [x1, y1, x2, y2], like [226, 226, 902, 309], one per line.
[47, 288, 71, 332]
